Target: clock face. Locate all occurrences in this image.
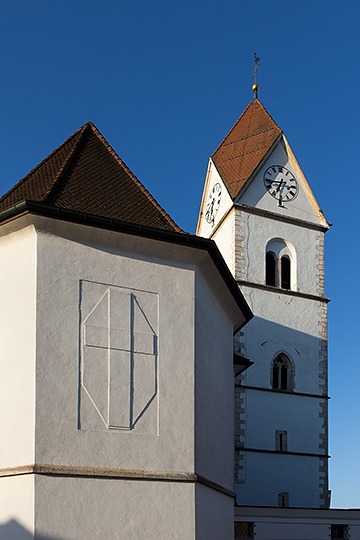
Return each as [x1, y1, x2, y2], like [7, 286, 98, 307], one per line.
[204, 183, 222, 225]
[263, 166, 298, 203]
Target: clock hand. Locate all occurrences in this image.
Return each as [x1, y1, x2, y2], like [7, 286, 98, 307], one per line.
[276, 179, 285, 192]
[268, 180, 286, 186]
[205, 199, 215, 219]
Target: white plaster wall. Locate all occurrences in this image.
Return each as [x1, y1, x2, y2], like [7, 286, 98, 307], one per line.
[237, 209, 321, 296]
[211, 207, 235, 275]
[197, 158, 233, 238]
[35, 475, 195, 540]
[0, 226, 36, 467]
[195, 272, 234, 490]
[34, 225, 197, 474]
[195, 484, 233, 539]
[0, 214, 247, 540]
[236, 453, 320, 507]
[236, 287, 325, 508]
[349, 525, 360, 538]
[0, 475, 34, 539]
[241, 289, 323, 394]
[238, 138, 322, 226]
[245, 391, 324, 454]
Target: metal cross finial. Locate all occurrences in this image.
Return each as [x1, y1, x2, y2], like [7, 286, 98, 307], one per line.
[252, 53, 260, 99]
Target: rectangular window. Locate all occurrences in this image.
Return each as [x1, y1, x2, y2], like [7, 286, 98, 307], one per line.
[331, 524, 349, 539]
[234, 522, 255, 539]
[275, 430, 288, 452]
[278, 492, 289, 508]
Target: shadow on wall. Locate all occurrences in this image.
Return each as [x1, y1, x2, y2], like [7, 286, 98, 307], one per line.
[0, 519, 62, 540]
[242, 315, 327, 394]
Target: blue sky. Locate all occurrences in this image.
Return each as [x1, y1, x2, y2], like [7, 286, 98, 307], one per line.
[0, 0, 359, 508]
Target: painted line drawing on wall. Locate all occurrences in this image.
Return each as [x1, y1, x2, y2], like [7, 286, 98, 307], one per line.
[79, 280, 158, 435]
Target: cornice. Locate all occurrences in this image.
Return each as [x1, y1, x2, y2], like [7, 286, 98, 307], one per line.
[236, 384, 329, 400]
[0, 464, 235, 498]
[234, 202, 330, 232]
[237, 279, 330, 304]
[236, 448, 329, 459]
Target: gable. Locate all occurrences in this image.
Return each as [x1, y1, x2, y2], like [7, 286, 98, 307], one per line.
[236, 135, 329, 228]
[196, 158, 233, 237]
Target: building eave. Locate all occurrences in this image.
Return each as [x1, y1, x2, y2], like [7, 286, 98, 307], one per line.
[0, 200, 253, 331]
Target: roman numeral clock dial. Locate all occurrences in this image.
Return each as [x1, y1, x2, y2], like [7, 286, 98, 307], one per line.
[204, 183, 222, 226]
[263, 166, 298, 206]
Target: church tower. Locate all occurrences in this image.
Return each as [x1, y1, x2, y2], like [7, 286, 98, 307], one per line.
[196, 96, 330, 508]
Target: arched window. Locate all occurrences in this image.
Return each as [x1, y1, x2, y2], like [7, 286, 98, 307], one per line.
[265, 239, 296, 290]
[266, 252, 276, 286]
[271, 353, 294, 391]
[281, 256, 291, 289]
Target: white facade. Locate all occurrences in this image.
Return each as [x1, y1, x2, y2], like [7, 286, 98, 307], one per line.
[0, 213, 248, 539]
[197, 128, 330, 509]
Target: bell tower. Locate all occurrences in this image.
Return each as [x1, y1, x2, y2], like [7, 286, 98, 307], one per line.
[196, 94, 330, 508]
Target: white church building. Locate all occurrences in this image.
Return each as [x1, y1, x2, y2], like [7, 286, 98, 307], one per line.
[0, 94, 359, 539]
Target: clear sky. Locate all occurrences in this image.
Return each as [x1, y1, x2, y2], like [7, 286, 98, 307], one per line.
[0, 0, 358, 509]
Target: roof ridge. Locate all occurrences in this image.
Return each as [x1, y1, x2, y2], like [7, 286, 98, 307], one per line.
[231, 102, 256, 190]
[0, 123, 88, 207]
[211, 102, 252, 158]
[43, 124, 91, 204]
[233, 102, 282, 194]
[211, 100, 281, 157]
[257, 100, 282, 133]
[88, 123, 183, 233]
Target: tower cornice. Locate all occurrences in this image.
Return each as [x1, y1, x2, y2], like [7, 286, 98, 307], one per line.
[234, 203, 330, 232]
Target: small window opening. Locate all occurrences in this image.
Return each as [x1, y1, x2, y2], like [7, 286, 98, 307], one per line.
[266, 252, 276, 286]
[275, 430, 288, 452]
[278, 492, 289, 508]
[234, 521, 255, 539]
[281, 256, 291, 289]
[331, 524, 349, 539]
[280, 432, 284, 450]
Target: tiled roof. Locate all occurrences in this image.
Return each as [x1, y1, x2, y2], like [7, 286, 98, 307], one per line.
[212, 99, 282, 199]
[0, 122, 182, 232]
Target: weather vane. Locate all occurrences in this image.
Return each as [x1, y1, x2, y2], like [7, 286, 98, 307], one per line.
[252, 53, 260, 99]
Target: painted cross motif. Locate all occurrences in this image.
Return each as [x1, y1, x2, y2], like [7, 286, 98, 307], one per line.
[80, 281, 158, 432]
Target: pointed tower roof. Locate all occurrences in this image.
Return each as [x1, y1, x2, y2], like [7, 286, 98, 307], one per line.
[0, 122, 181, 232]
[212, 100, 282, 199]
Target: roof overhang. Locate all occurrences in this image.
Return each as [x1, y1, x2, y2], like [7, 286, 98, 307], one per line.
[233, 353, 254, 376]
[0, 200, 253, 332]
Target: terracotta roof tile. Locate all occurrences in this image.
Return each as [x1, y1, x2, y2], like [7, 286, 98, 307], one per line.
[0, 123, 182, 232]
[212, 100, 282, 199]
